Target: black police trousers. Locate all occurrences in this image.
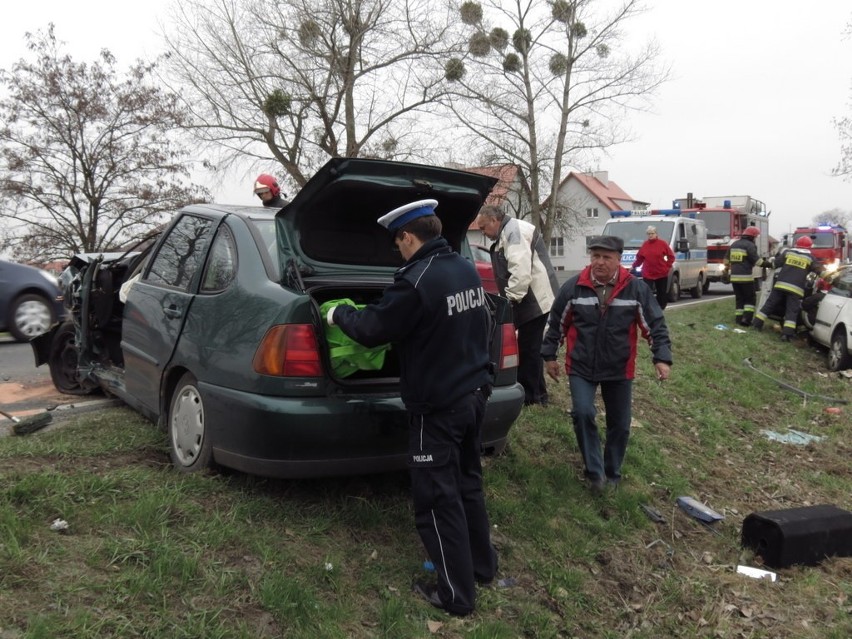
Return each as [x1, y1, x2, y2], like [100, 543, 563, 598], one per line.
[408, 388, 497, 615]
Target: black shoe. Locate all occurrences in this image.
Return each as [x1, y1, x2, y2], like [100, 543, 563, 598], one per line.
[752, 321, 763, 331]
[588, 477, 606, 495]
[606, 478, 621, 491]
[780, 334, 794, 342]
[412, 581, 443, 610]
[412, 582, 472, 616]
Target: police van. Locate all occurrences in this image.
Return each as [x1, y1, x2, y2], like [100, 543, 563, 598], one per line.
[601, 209, 708, 301]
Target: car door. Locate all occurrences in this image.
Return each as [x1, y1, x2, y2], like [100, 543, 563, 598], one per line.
[812, 270, 852, 345]
[121, 213, 218, 414]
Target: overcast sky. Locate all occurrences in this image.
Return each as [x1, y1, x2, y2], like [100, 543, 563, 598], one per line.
[2, 0, 851, 239]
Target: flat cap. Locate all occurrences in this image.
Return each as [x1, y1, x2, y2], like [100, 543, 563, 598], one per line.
[587, 235, 624, 253]
[377, 199, 438, 232]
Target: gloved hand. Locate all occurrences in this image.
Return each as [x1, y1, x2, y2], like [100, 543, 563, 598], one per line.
[326, 307, 337, 326]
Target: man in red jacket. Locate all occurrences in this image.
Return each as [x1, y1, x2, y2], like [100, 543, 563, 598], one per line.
[633, 226, 676, 309]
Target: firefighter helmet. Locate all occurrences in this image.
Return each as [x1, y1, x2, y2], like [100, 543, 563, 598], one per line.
[742, 226, 760, 238]
[253, 174, 280, 197]
[795, 236, 813, 249]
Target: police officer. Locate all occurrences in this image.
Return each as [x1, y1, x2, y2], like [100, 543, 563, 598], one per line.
[726, 226, 768, 326]
[326, 199, 497, 616]
[753, 236, 823, 341]
[253, 174, 288, 208]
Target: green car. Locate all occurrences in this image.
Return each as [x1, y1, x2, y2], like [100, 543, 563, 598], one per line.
[33, 158, 524, 478]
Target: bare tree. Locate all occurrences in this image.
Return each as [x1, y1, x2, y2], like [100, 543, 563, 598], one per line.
[160, 0, 461, 191]
[834, 15, 852, 180]
[811, 208, 851, 228]
[0, 25, 208, 263]
[442, 0, 668, 244]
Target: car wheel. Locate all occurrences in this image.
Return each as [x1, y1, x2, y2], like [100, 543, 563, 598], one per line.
[48, 321, 98, 395]
[690, 274, 704, 299]
[702, 278, 711, 294]
[168, 372, 214, 473]
[667, 274, 680, 302]
[8, 293, 55, 342]
[827, 330, 852, 372]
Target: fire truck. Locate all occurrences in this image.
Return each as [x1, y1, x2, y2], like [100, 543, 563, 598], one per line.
[789, 224, 849, 273]
[672, 194, 771, 291]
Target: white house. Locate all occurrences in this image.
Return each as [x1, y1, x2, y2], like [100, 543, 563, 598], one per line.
[549, 171, 647, 274]
[462, 165, 645, 279]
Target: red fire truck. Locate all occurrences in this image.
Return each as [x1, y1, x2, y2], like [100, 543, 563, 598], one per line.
[789, 224, 849, 273]
[672, 195, 771, 290]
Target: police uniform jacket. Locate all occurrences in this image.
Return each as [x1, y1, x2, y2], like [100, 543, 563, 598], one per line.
[541, 265, 672, 381]
[727, 237, 760, 283]
[333, 237, 492, 413]
[770, 248, 823, 297]
[490, 216, 559, 327]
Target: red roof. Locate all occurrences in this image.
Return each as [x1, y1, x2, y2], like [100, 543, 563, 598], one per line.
[564, 172, 634, 211]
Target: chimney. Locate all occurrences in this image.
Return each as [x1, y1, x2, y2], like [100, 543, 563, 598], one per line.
[592, 171, 609, 186]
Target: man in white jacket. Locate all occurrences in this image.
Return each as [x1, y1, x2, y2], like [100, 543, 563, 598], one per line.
[477, 205, 559, 406]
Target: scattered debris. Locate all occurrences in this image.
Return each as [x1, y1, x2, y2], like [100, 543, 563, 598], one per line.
[743, 358, 849, 404]
[736, 565, 777, 582]
[1, 409, 53, 435]
[676, 496, 724, 523]
[732, 328, 747, 334]
[824, 406, 843, 415]
[50, 518, 69, 533]
[761, 429, 825, 445]
[640, 504, 666, 523]
[714, 324, 729, 331]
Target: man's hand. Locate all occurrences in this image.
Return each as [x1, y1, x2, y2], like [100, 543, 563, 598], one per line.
[545, 360, 560, 381]
[654, 362, 671, 381]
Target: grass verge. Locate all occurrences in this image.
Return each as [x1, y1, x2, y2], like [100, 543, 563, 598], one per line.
[1, 296, 850, 638]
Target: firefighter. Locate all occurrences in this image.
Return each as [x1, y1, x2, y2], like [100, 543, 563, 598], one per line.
[726, 226, 769, 326]
[253, 174, 288, 208]
[752, 236, 823, 341]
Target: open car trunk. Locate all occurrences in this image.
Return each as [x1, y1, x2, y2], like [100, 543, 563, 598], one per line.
[275, 157, 502, 384]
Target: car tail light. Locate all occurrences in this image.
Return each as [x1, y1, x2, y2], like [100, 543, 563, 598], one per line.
[499, 323, 519, 370]
[253, 324, 322, 377]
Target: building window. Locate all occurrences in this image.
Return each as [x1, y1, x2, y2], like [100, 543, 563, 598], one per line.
[550, 236, 564, 257]
[586, 208, 599, 218]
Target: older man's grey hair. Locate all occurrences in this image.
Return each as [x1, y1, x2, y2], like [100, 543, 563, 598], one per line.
[478, 204, 506, 221]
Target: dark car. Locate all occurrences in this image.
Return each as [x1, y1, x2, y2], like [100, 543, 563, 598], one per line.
[470, 243, 498, 294]
[0, 259, 65, 342]
[33, 158, 524, 478]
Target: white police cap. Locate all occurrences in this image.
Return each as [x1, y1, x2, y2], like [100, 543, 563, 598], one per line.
[377, 199, 438, 232]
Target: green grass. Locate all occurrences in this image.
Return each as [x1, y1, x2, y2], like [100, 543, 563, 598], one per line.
[1, 296, 850, 637]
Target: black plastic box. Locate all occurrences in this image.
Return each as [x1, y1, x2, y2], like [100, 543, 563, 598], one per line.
[741, 504, 852, 568]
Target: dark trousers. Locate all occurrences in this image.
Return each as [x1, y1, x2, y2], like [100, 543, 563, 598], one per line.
[516, 313, 549, 405]
[755, 288, 803, 336]
[643, 276, 669, 310]
[408, 389, 497, 615]
[732, 280, 757, 324]
[569, 376, 633, 481]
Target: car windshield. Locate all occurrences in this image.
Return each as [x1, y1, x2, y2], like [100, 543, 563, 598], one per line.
[603, 221, 674, 250]
[793, 232, 834, 248]
[470, 244, 491, 262]
[695, 211, 731, 239]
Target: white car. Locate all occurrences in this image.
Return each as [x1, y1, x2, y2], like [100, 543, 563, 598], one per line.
[809, 265, 852, 371]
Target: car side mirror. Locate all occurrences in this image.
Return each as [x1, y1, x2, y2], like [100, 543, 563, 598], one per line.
[676, 239, 689, 253]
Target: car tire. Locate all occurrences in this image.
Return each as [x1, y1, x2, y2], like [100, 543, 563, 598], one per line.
[827, 330, 852, 372]
[690, 274, 704, 299]
[8, 293, 55, 342]
[702, 278, 711, 294]
[48, 321, 98, 395]
[168, 372, 214, 473]
[667, 274, 680, 303]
